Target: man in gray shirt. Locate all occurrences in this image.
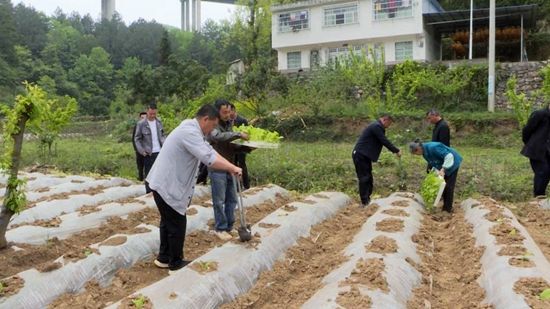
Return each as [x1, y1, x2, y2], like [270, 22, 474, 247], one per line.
[146, 104, 242, 275]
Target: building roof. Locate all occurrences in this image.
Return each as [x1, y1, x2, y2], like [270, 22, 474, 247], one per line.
[424, 4, 538, 34]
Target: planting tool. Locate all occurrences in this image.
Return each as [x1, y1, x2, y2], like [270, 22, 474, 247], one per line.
[398, 157, 407, 191]
[233, 176, 252, 242]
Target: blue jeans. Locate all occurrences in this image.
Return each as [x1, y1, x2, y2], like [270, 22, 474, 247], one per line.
[209, 171, 237, 231]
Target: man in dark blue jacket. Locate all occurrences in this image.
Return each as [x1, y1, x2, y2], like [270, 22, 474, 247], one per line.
[521, 105, 550, 198]
[352, 114, 402, 207]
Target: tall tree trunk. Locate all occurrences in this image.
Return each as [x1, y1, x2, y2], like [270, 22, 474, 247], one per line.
[0, 113, 30, 249]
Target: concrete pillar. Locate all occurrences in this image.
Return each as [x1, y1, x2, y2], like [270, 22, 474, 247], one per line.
[181, 0, 187, 31]
[186, 0, 190, 32]
[101, 0, 115, 20]
[196, 0, 201, 32]
[192, 0, 197, 32]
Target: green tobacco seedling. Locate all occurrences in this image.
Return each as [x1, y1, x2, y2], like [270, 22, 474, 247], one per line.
[199, 260, 213, 271]
[520, 252, 533, 261]
[539, 288, 550, 300]
[84, 250, 91, 256]
[509, 229, 517, 236]
[496, 218, 503, 224]
[0, 282, 4, 293]
[131, 295, 147, 308]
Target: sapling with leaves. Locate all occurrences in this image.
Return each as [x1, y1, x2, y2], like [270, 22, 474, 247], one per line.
[0, 83, 50, 249]
[28, 94, 77, 157]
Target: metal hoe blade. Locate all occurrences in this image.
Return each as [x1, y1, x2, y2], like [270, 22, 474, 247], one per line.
[233, 176, 252, 242]
[398, 157, 407, 191]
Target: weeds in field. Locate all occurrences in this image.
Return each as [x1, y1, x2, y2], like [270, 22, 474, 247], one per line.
[131, 295, 147, 308]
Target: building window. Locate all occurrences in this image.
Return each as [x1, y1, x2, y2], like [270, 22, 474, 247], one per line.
[278, 10, 309, 33]
[323, 3, 358, 27]
[287, 51, 302, 69]
[395, 41, 413, 61]
[326, 45, 365, 63]
[373, 0, 413, 21]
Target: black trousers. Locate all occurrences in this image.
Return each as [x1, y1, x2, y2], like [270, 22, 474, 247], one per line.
[235, 153, 250, 189]
[530, 153, 550, 196]
[442, 168, 459, 212]
[153, 191, 187, 270]
[136, 152, 145, 181]
[352, 151, 373, 205]
[197, 162, 208, 185]
[144, 152, 159, 193]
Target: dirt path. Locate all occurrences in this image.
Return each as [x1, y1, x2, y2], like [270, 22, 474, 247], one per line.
[48, 195, 293, 309]
[407, 208, 493, 309]
[220, 202, 378, 309]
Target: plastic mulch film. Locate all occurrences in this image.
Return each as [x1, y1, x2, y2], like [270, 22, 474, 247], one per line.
[9, 185, 146, 227]
[105, 192, 350, 309]
[0, 185, 288, 309]
[302, 192, 424, 309]
[462, 198, 550, 308]
[0, 172, 98, 196]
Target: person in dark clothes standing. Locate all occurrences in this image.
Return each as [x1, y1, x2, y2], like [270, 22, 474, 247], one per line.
[426, 109, 451, 173]
[410, 140, 462, 213]
[426, 109, 450, 146]
[132, 112, 147, 181]
[230, 103, 251, 190]
[521, 105, 550, 199]
[352, 114, 402, 207]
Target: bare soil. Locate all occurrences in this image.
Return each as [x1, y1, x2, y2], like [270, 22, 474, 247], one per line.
[514, 277, 550, 309]
[340, 257, 389, 293]
[375, 218, 404, 232]
[381, 208, 409, 217]
[365, 235, 398, 255]
[335, 285, 372, 308]
[220, 203, 380, 309]
[513, 200, 550, 263]
[407, 209, 493, 309]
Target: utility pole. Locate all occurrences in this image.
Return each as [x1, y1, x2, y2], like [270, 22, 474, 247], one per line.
[469, 0, 473, 59]
[488, 0, 495, 112]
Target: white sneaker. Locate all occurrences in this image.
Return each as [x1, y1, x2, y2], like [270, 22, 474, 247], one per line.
[215, 231, 232, 241]
[154, 259, 169, 268]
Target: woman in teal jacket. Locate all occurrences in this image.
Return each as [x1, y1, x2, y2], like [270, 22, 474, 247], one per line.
[409, 139, 463, 213]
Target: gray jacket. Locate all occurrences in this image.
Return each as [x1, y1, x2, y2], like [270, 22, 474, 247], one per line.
[134, 117, 166, 155]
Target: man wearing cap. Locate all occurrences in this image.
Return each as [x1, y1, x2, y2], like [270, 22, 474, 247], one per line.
[352, 114, 402, 208]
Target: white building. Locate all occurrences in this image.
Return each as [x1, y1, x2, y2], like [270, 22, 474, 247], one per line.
[271, 0, 444, 72]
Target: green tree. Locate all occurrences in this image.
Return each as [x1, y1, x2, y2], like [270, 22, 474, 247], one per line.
[13, 3, 49, 56]
[68, 46, 114, 115]
[159, 29, 172, 66]
[0, 0, 20, 87]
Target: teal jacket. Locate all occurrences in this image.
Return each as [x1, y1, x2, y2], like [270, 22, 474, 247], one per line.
[422, 142, 462, 176]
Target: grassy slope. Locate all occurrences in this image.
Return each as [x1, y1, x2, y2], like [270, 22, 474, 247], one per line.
[17, 125, 533, 203]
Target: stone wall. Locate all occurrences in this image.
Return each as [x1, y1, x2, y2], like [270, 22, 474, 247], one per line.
[496, 61, 549, 110]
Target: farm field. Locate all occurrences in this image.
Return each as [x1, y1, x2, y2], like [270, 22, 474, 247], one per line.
[1, 170, 550, 308]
